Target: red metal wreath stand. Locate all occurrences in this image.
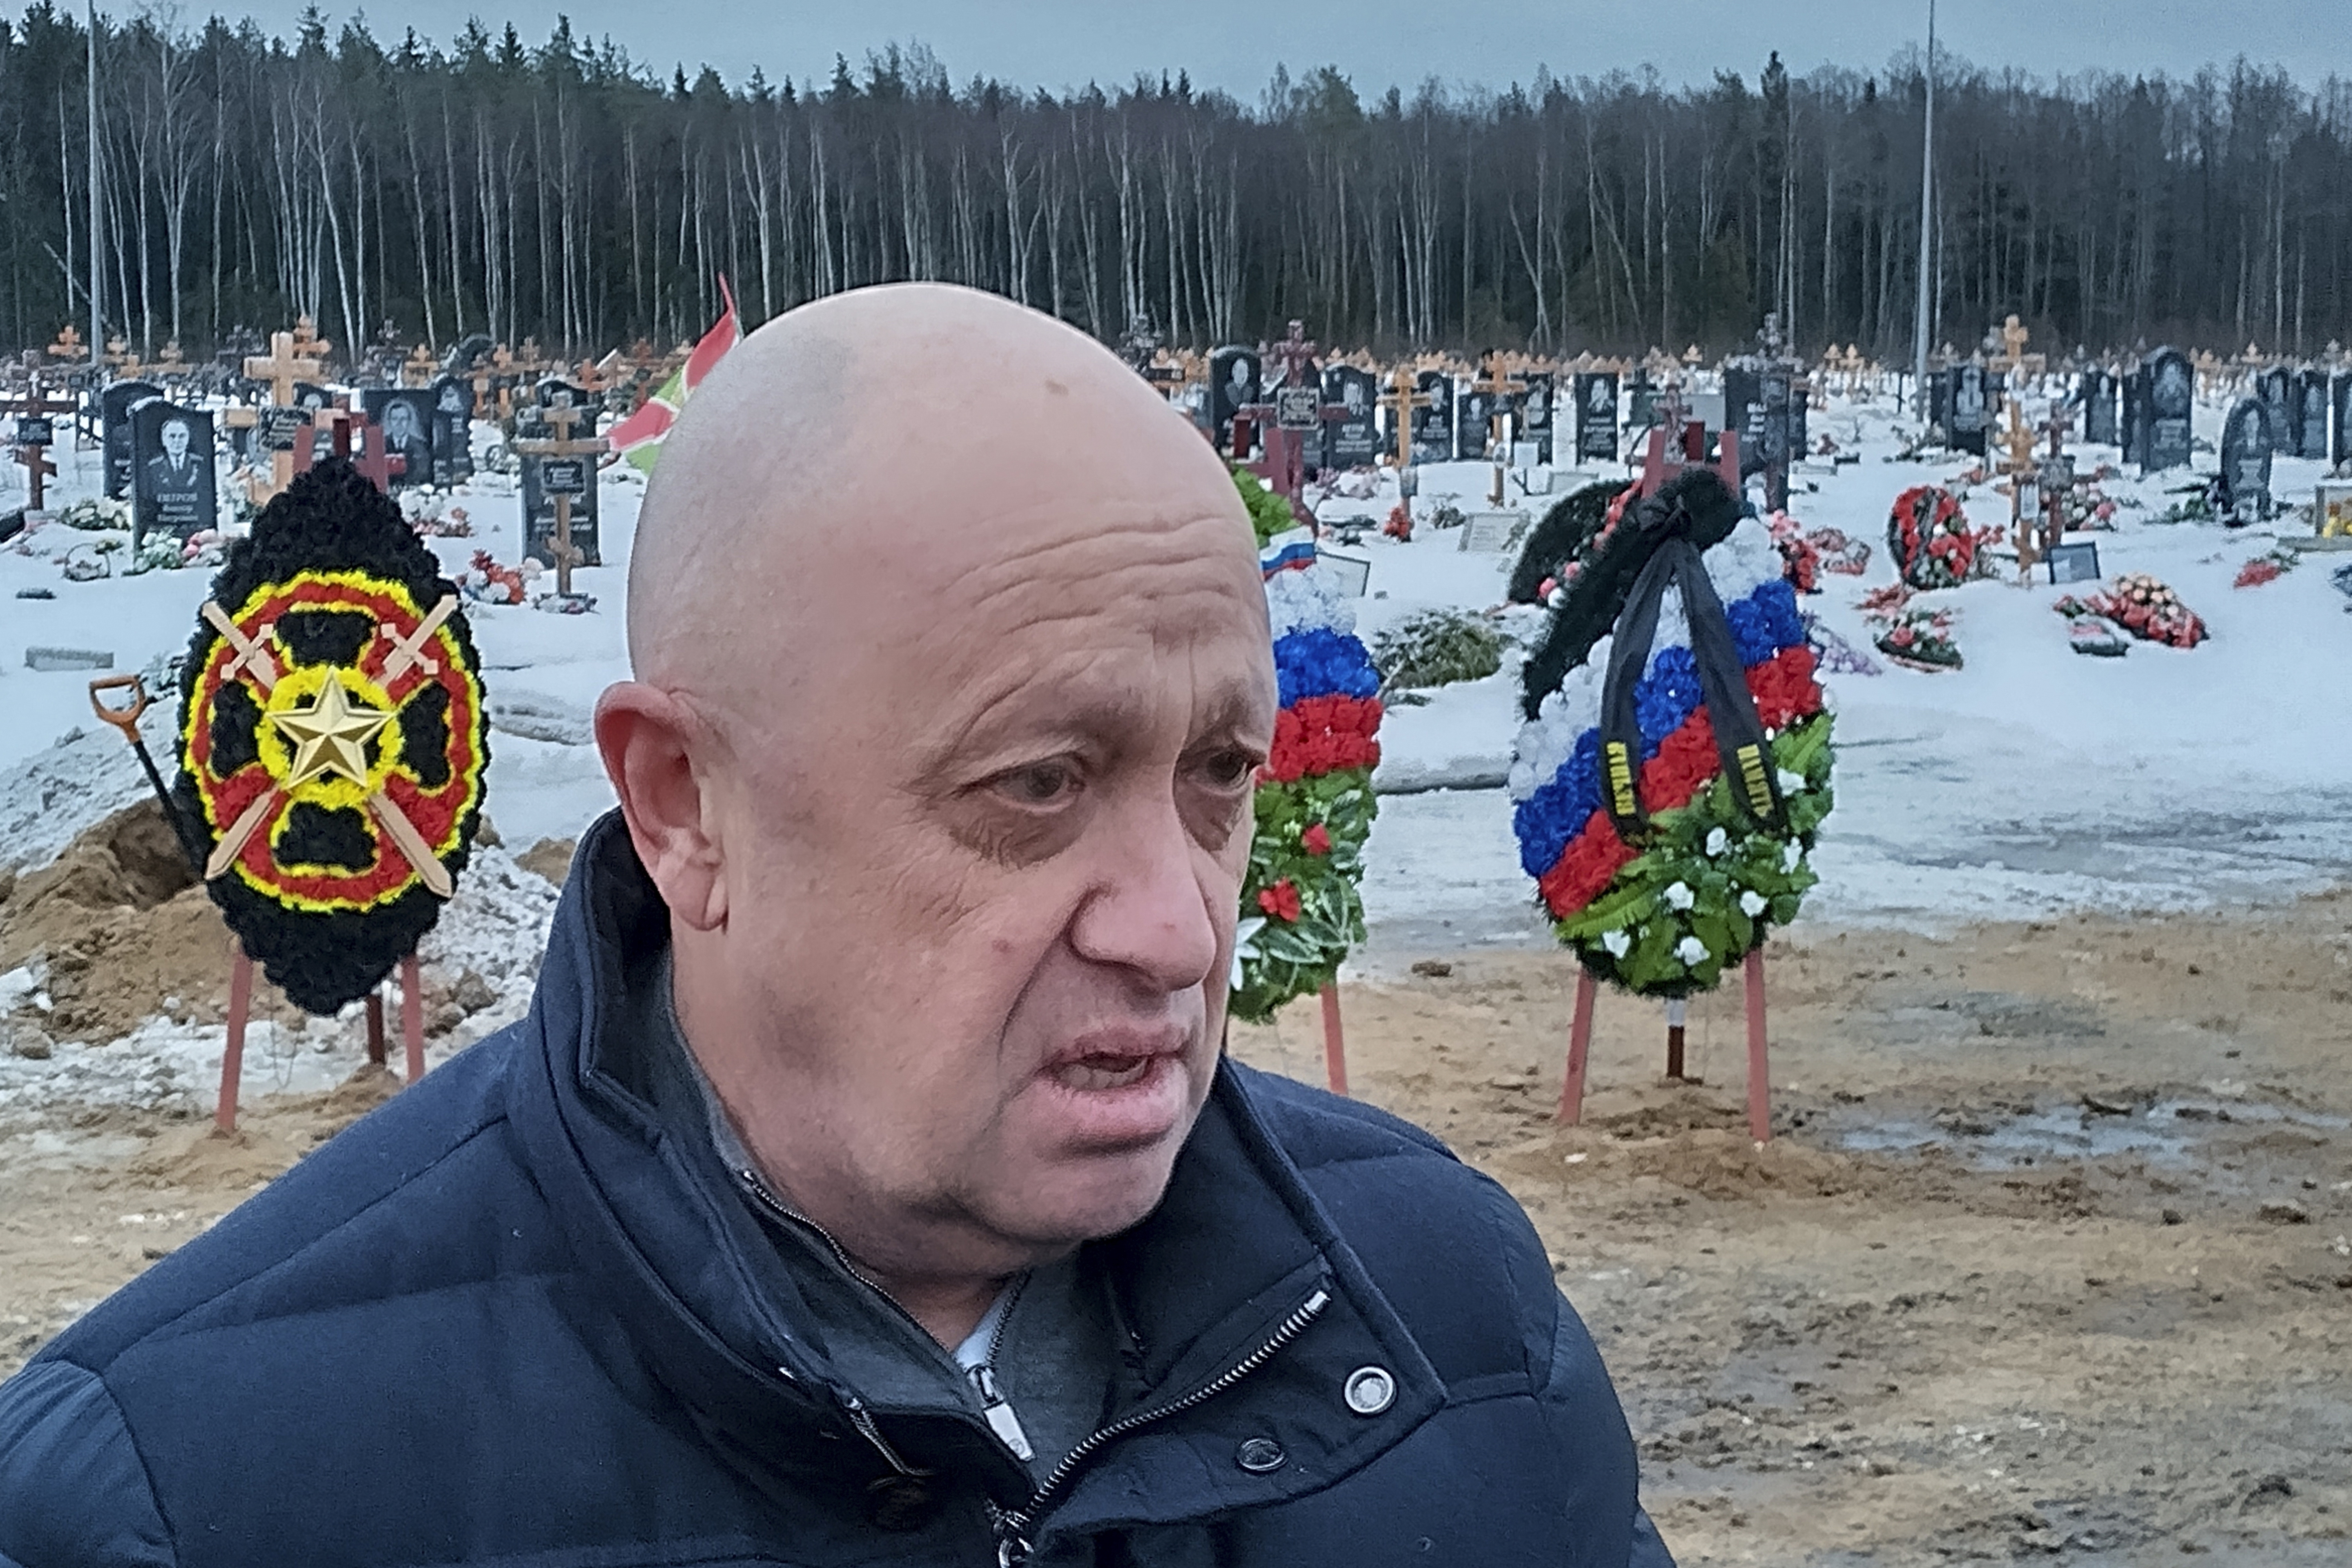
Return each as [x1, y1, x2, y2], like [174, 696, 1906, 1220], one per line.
[1557, 950, 1773, 1142]
[216, 942, 425, 1134]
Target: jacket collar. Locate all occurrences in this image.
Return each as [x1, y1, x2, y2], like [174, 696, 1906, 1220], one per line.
[506, 811, 1446, 1533]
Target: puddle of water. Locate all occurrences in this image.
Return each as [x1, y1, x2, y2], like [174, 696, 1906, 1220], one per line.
[1835, 1098, 2347, 1169]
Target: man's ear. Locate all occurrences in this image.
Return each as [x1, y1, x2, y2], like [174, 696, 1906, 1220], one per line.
[593, 681, 729, 931]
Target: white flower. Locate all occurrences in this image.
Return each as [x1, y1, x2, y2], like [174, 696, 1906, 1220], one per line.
[1600, 929, 1631, 958]
[1739, 890, 1768, 917]
[1230, 917, 1266, 993]
[1675, 936, 1710, 967]
[1705, 827, 1729, 857]
[1777, 769, 1806, 795]
[1782, 842, 1803, 873]
[1662, 881, 1695, 911]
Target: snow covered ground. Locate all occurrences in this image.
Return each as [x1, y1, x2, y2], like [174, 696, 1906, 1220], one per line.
[4, 379, 2349, 1025]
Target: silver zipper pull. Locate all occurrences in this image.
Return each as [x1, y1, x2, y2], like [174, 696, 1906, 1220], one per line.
[968, 1364, 1035, 1461]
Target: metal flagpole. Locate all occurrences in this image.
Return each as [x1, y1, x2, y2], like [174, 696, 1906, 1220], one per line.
[87, 0, 102, 369]
[1911, 0, 1936, 419]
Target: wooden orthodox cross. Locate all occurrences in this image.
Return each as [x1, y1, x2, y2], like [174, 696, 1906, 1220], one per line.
[47, 323, 87, 366]
[513, 402, 606, 595]
[1998, 397, 2043, 581]
[243, 330, 329, 499]
[1379, 367, 1432, 470]
[4, 383, 73, 512]
[402, 343, 439, 388]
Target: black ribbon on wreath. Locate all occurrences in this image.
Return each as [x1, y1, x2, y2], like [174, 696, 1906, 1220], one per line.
[1595, 468, 1787, 845]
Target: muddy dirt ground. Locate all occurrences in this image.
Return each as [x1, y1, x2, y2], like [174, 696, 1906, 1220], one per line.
[5, 893, 2350, 1564]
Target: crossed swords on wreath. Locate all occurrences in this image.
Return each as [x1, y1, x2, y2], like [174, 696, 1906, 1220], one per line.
[182, 594, 460, 899]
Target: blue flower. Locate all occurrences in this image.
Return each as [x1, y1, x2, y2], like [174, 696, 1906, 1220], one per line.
[1633, 646, 1702, 744]
[1273, 628, 1381, 705]
[1514, 730, 1603, 877]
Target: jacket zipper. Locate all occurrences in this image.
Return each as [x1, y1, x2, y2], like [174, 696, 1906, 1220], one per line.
[736, 1166, 941, 1477]
[967, 1271, 1034, 1461]
[990, 1286, 1332, 1568]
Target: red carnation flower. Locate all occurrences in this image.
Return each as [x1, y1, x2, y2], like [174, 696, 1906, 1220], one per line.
[1257, 879, 1303, 922]
[1301, 823, 1332, 855]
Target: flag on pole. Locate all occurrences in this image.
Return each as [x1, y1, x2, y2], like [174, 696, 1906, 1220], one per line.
[608, 276, 740, 474]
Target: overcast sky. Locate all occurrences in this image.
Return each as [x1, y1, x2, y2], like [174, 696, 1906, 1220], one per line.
[207, 0, 2338, 98]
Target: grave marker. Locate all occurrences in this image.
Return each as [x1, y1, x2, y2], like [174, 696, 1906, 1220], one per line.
[2334, 372, 2352, 468]
[514, 401, 606, 589]
[2080, 367, 2119, 446]
[1574, 370, 1620, 463]
[430, 376, 477, 485]
[129, 401, 218, 547]
[242, 330, 329, 499]
[1948, 363, 1993, 456]
[2258, 366, 2296, 456]
[359, 388, 438, 491]
[4, 385, 75, 513]
[2141, 346, 2194, 474]
[1319, 365, 1381, 470]
[2295, 370, 2329, 462]
[1518, 371, 1556, 465]
[2219, 399, 2272, 523]
[1208, 346, 1261, 456]
[101, 380, 164, 499]
[1410, 370, 1454, 464]
[1378, 368, 1432, 470]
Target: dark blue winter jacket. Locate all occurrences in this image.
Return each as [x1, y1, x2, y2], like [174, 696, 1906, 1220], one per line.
[0, 813, 1671, 1566]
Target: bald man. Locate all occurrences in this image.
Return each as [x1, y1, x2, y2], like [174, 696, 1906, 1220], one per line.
[0, 286, 1670, 1568]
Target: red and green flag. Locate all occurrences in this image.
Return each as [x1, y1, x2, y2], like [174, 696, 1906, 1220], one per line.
[608, 276, 739, 474]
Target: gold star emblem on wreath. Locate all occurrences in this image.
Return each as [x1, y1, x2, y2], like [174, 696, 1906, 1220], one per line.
[267, 668, 393, 789]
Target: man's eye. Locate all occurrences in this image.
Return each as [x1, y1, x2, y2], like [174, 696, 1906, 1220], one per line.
[998, 762, 1078, 805]
[1198, 749, 1259, 790]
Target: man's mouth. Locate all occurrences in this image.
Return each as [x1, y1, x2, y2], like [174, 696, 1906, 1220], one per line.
[1051, 1051, 1161, 1092]
[1033, 1029, 1195, 1148]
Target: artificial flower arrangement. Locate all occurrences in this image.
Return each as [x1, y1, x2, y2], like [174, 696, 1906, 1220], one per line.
[2233, 547, 2296, 589]
[1506, 480, 1620, 606]
[460, 548, 539, 605]
[1886, 485, 1995, 589]
[1509, 468, 1834, 999]
[1806, 525, 1872, 577]
[1766, 510, 1822, 593]
[2054, 573, 2207, 649]
[1861, 585, 1964, 671]
[1231, 518, 1384, 1023]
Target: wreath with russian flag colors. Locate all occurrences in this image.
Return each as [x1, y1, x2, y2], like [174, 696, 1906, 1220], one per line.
[1231, 516, 1383, 1024]
[1886, 485, 1992, 590]
[1508, 468, 1834, 998]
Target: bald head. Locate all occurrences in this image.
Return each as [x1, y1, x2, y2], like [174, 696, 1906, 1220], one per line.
[596, 285, 1276, 1320]
[627, 283, 1249, 693]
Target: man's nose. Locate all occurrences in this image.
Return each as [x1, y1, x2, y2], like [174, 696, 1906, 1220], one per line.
[1066, 793, 1220, 995]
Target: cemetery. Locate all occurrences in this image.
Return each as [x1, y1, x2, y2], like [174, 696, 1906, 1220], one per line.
[2, 12, 2351, 1566]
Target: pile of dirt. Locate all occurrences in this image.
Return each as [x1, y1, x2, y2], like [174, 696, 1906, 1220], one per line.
[0, 800, 252, 1042]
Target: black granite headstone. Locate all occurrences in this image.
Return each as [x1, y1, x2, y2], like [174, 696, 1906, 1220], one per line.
[1320, 366, 1380, 469]
[359, 388, 438, 491]
[2334, 373, 2352, 468]
[430, 375, 477, 485]
[2141, 347, 2193, 474]
[1927, 368, 1950, 438]
[2080, 369, 2118, 446]
[521, 443, 602, 570]
[2296, 370, 2330, 462]
[1411, 371, 1454, 464]
[1625, 370, 1659, 436]
[1949, 364, 1992, 457]
[1208, 347, 1260, 454]
[101, 381, 163, 499]
[2120, 365, 2147, 466]
[129, 401, 216, 546]
[2258, 368, 2296, 456]
[1573, 372, 1619, 463]
[1517, 372, 1555, 465]
[1721, 364, 1761, 471]
[1455, 387, 1495, 461]
[2218, 398, 2272, 521]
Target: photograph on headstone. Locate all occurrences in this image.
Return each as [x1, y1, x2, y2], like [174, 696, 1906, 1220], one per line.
[1455, 387, 1495, 461]
[360, 388, 438, 490]
[129, 401, 217, 546]
[1411, 371, 1454, 464]
[2143, 348, 2193, 472]
[1949, 364, 1990, 456]
[101, 380, 163, 499]
[2218, 399, 2272, 522]
[1573, 371, 1620, 462]
[431, 375, 477, 485]
[1518, 372, 1555, 465]
[1320, 365, 1380, 469]
[1207, 346, 1259, 453]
